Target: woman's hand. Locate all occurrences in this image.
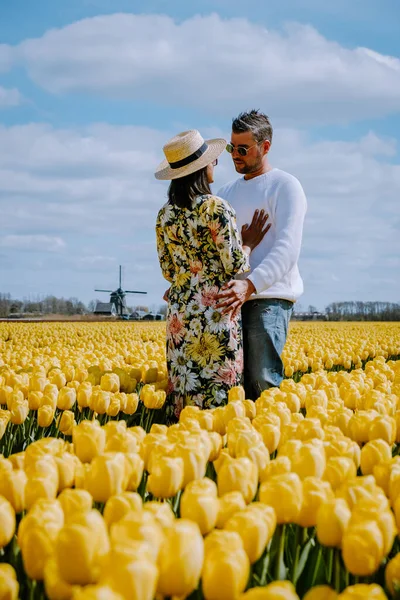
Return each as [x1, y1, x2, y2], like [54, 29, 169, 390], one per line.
[163, 288, 170, 302]
[241, 209, 270, 251]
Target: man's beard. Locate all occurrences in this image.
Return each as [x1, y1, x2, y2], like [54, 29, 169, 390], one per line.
[234, 159, 262, 174]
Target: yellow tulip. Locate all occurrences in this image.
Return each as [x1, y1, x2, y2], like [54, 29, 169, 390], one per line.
[28, 390, 43, 410]
[225, 505, 276, 564]
[77, 382, 92, 408]
[290, 443, 326, 480]
[316, 498, 351, 547]
[100, 373, 120, 393]
[323, 457, 357, 490]
[84, 453, 126, 503]
[38, 575, 76, 600]
[0, 496, 15, 549]
[0, 564, 19, 600]
[342, 520, 384, 576]
[56, 510, 110, 585]
[360, 439, 392, 475]
[303, 586, 338, 600]
[259, 473, 303, 524]
[103, 492, 142, 528]
[143, 501, 175, 529]
[57, 387, 77, 410]
[181, 482, 219, 535]
[202, 545, 250, 600]
[239, 581, 300, 599]
[172, 440, 207, 487]
[218, 457, 258, 504]
[147, 456, 184, 499]
[157, 519, 204, 597]
[100, 547, 157, 600]
[216, 491, 246, 528]
[385, 552, 400, 597]
[296, 477, 334, 528]
[38, 404, 55, 427]
[54, 453, 77, 491]
[0, 468, 27, 513]
[368, 415, 396, 445]
[338, 584, 387, 599]
[110, 511, 163, 562]
[259, 455, 291, 482]
[72, 420, 106, 463]
[57, 410, 75, 435]
[58, 488, 93, 523]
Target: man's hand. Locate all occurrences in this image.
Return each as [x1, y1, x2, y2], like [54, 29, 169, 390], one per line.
[215, 279, 256, 317]
[241, 209, 270, 251]
[163, 288, 170, 302]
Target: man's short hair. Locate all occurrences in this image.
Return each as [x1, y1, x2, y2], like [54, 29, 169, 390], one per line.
[232, 110, 273, 144]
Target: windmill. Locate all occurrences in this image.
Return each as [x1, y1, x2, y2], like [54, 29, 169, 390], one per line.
[94, 265, 147, 317]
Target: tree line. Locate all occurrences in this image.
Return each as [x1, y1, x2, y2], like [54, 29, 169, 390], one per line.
[0, 293, 167, 318]
[325, 301, 400, 321]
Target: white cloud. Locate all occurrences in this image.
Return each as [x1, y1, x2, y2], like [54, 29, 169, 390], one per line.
[0, 235, 66, 252]
[2, 14, 400, 123]
[0, 121, 399, 309]
[0, 86, 22, 108]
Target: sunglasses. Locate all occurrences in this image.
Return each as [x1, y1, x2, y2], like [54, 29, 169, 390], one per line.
[226, 142, 261, 156]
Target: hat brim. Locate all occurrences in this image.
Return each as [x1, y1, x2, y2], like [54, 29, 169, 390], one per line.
[154, 138, 227, 181]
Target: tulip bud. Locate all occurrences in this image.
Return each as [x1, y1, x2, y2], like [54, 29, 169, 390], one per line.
[0, 496, 16, 549]
[225, 504, 276, 564]
[58, 488, 93, 523]
[28, 390, 43, 410]
[303, 585, 338, 600]
[84, 453, 126, 503]
[342, 520, 384, 576]
[316, 498, 351, 548]
[101, 373, 120, 393]
[239, 581, 300, 599]
[38, 405, 55, 428]
[259, 455, 291, 482]
[100, 546, 157, 600]
[143, 501, 175, 529]
[181, 479, 219, 535]
[77, 382, 92, 408]
[202, 545, 250, 600]
[259, 473, 303, 524]
[296, 477, 334, 528]
[323, 457, 357, 491]
[56, 510, 110, 585]
[0, 564, 19, 600]
[218, 457, 258, 504]
[57, 410, 75, 435]
[44, 558, 79, 600]
[157, 519, 204, 598]
[337, 584, 387, 600]
[216, 491, 246, 529]
[360, 439, 392, 476]
[103, 492, 142, 528]
[110, 511, 163, 562]
[290, 443, 326, 480]
[147, 456, 184, 499]
[73, 420, 106, 463]
[57, 387, 76, 410]
[0, 468, 27, 513]
[10, 400, 29, 424]
[228, 386, 245, 403]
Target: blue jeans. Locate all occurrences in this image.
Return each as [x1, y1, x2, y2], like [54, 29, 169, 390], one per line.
[241, 298, 293, 400]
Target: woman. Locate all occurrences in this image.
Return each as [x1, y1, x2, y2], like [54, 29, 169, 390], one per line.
[155, 130, 269, 420]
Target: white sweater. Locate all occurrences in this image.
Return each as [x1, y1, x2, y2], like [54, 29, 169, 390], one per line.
[217, 168, 307, 303]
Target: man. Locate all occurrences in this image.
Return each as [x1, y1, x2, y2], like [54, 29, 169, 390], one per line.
[216, 109, 307, 400]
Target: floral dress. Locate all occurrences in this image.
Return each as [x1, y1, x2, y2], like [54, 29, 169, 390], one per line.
[156, 194, 249, 420]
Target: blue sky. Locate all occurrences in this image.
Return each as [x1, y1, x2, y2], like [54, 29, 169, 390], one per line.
[0, 0, 399, 311]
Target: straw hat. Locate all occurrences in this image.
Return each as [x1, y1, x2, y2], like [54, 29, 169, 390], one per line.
[154, 130, 226, 180]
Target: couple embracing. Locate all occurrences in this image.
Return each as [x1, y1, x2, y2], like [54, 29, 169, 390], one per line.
[155, 110, 307, 421]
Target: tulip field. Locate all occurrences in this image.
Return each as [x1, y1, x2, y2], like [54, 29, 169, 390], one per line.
[1, 321, 400, 600]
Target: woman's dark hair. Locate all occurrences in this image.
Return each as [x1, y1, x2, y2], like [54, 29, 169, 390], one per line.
[168, 166, 211, 209]
[232, 109, 273, 144]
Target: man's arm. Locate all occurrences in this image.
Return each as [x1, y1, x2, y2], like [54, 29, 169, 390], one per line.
[247, 178, 307, 294]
